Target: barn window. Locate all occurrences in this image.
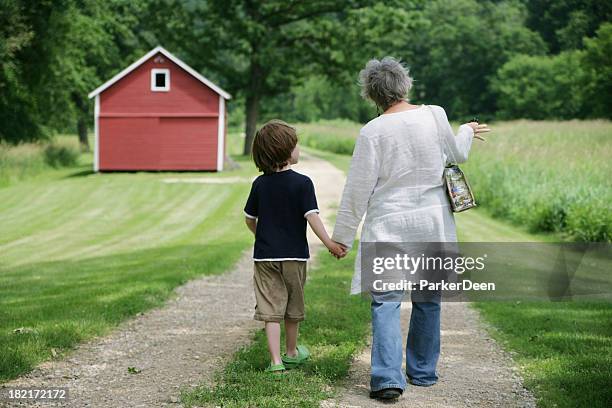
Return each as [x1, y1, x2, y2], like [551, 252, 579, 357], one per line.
[151, 69, 170, 92]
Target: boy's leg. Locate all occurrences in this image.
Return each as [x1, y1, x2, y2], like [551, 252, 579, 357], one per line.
[284, 320, 299, 357]
[253, 261, 288, 367]
[281, 261, 307, 363]
[281, 261, 306, 323]
[265, 321, 283, 365]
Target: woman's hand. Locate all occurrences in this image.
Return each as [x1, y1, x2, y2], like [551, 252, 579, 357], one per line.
[327, 240, 348, 259]
[465, 122, 491, 141]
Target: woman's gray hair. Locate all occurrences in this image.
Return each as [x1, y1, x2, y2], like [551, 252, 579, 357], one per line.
[359, 57, 413, 111]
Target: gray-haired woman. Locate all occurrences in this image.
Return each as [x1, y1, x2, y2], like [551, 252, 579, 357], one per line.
[331, 57, 490, 400]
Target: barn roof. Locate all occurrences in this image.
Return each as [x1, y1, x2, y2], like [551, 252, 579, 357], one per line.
[88, 46, 231, 100]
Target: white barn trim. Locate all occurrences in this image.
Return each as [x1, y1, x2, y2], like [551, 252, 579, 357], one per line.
[87, 46, 231, 100]
[217, 98, 225, 171]
[94, 95, 100, 172]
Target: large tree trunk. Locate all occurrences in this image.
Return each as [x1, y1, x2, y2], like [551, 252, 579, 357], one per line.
[243, 93, 259, 156]
[72, 92, 90, 151]
[77, 116, 89, 151]
[242, 61, 264, 155]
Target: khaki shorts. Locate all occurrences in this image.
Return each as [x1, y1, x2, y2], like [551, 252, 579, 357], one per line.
[253, 260, 307, 322]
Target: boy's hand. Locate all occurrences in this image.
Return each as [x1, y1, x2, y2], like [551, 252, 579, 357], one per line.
[327, 241, 348, 259]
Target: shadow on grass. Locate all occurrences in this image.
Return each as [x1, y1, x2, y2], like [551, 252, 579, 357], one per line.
[64, 168, 95, 178]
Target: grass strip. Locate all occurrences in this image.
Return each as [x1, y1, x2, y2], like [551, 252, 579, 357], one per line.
[474, 302, 612, 408]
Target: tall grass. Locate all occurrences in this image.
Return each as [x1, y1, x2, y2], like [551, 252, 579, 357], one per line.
[0, 137, 80, 187]
[464, 120, 611, 242]
[297, 119, 612, 242]
[297, 120, 360, 155]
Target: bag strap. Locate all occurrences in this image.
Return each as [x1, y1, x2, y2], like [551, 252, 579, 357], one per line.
[427, 105, 456, 166]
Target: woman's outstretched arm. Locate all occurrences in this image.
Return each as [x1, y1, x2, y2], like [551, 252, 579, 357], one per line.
[433, 105, 475, 164]
[331, 131, 379, 250]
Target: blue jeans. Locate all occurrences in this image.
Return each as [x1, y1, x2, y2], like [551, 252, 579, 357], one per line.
[370, 291, 441, 392]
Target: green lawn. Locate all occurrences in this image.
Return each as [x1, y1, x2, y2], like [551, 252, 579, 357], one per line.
[0, 147, 258, 382]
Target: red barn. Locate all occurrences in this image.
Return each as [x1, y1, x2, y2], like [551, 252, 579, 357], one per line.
[88, 46, 231, 172]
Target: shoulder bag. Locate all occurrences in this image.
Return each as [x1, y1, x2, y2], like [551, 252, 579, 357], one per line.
[427, 105, 477, 212]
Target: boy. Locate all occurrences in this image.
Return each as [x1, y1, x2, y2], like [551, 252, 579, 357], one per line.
[244, 120, 346, 373]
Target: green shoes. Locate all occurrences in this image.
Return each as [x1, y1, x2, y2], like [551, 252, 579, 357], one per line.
[265, 345, 310, 374]
[281, 345, 310, 368]
[265, 363, 286, 374]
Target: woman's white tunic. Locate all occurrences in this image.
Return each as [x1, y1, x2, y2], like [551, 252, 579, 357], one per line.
[331, 105, 475, 294]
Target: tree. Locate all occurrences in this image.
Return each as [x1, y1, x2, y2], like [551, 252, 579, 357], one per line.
[171, 0, 377, 154]
[581, 22, 612, 118]
[524, 0, 612, 53]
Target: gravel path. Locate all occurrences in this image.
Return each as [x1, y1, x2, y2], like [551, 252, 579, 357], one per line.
[323, 302, 536, 408]
[2, 152, 536, 408]
[1, 153, 340, 408]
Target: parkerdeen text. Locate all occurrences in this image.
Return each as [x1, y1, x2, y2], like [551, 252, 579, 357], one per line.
[372, 279, 496, 292]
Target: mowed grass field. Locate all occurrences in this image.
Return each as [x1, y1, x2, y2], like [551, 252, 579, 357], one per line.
[0, 144, 257, 382]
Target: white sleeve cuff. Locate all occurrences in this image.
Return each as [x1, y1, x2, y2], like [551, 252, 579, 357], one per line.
[304, 209, 320, 218]
[459, 123, 474, 138]
[331, 224, 355, 250]
[244, 211, 257, 219]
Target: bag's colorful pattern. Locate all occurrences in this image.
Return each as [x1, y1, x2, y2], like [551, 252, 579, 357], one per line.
[444, 165, 476, 212]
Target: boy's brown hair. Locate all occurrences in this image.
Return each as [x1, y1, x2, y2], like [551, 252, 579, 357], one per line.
[252, 120, 297, 174]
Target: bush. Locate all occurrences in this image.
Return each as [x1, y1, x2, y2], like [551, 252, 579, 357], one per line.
[494, 23, 612, 121]
[493, 52, 588, 120]
[0, 137, 80, 187]
[44, 139, 80, 167]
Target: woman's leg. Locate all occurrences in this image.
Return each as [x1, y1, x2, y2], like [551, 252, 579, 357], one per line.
[370, 293, 407, 392]
[406, 300, 441, 385]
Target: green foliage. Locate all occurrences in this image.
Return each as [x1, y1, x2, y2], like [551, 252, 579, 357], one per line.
[464, 120, 612, 242]
[298, 120, 359, 155]
[0, 137, 81, 187]
[263, 76, 374, 124]
[407, 0, 546, 119]
[43, 139, 80, 167]
[494, 23, 612, 120]
[1, 0, 610, 145]
[493, 52, 587, 119]
[525, 0, 612, 53]
[581, 23, 612, 118]
[0, 0, 167, 143]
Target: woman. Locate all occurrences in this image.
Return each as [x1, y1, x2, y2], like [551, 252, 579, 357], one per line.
[331, 57, 490, 400]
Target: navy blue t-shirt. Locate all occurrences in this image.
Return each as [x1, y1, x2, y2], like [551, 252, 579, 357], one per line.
[244, 169, 319, 260]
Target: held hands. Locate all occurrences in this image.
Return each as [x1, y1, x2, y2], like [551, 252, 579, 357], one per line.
[465, 121, 491, 142]
[326, 240, 348, 259]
